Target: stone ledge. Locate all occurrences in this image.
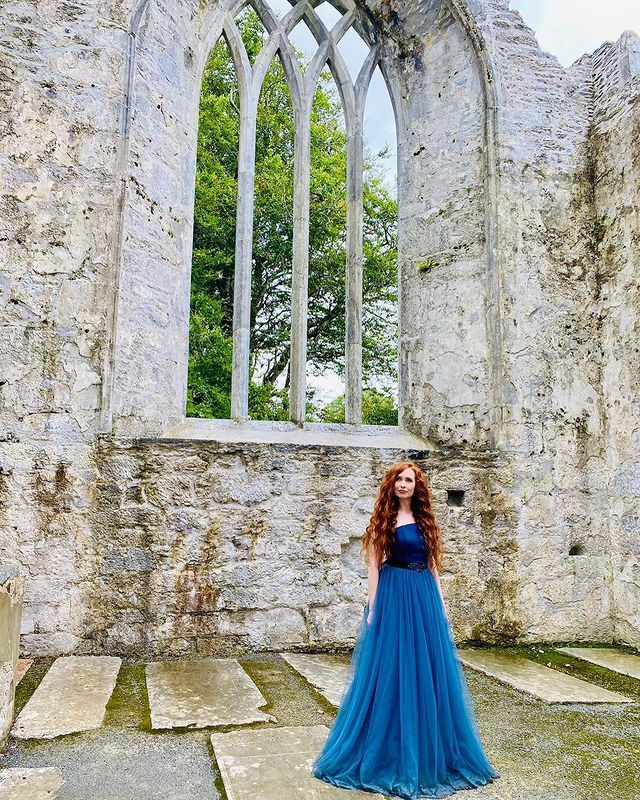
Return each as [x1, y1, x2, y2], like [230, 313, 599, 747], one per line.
[157, 418, 436, 451]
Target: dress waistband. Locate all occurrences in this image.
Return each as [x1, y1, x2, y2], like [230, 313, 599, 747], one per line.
[383, 557, 429, 572]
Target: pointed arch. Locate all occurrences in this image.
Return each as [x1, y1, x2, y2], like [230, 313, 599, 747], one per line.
[106, 0, 501, 447]
[200, 0, 386, 424]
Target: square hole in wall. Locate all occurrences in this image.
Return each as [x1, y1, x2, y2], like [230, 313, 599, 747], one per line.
[446, 489, 465, 507]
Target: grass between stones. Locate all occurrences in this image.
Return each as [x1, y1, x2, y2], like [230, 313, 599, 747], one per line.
[459, 642, 640, 799]
[104, 663, 152, 731]
[12, 657, 55, 718]
[500, 641, 640, 702]
[4, 644, 640, 799]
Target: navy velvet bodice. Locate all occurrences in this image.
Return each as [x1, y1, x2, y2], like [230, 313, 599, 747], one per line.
[388, 522, 428, 563]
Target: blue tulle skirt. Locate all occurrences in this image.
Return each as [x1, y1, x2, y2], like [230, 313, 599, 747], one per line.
[311, 561, 501, 799]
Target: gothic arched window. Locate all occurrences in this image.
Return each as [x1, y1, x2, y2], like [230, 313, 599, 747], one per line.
[196, 0, 396, 426]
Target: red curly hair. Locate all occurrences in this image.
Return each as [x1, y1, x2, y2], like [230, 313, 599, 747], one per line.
[362, 460, 443, 572]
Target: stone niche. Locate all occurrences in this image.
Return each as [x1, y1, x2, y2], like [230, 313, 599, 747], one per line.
[0, 0, 638, 656]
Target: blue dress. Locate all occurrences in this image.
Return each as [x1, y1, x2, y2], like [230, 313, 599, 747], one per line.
[312, 522, 500, 799]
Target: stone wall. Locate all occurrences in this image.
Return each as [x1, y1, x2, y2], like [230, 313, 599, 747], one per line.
[110, 0, 205, 437]
[375, 0, 632, 642]
[388, 2, 492, 448]
[1, 430, 524, 657]
[589, 32, 640, 645]
[0, 0, 638, 655]
[74, 439, 522, 656]
[469, 0, 612, 642]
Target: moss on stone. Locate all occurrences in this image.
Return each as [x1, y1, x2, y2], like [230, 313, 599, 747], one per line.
[460, 642, 640, 797]
[8, 647, 640, 798]
[417, 257, 438, 272]
[238, 652, 337, 727]
[503, 641, 640, 701]
[104, 662, 152, 731]
[13, 657, 55, 717]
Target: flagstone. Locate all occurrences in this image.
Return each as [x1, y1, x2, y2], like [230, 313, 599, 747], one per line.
[11, 656, 121, 739]
[210, 724, 384, 799]
[457, 649, 634, 704]
[555, 647, 640, 680]
[280, 652, 349, 706]
[145, 658, 276, 729]
[0, 767, 64, 799]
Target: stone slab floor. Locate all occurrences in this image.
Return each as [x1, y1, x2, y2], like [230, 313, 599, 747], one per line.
[1, 644, 639, 800]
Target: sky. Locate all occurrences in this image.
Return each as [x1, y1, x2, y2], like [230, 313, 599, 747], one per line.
[509, 1, 639, 67]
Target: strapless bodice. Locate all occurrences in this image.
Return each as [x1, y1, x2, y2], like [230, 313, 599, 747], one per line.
[388, 522, 428, 563]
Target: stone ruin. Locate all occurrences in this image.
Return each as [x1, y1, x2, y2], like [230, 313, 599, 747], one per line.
[0, 0, 639, 659]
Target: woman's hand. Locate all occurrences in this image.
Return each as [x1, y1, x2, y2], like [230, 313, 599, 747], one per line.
[366, 609, 373, 625]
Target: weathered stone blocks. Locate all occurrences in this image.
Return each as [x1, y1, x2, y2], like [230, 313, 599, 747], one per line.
[0, 567, 24, 749]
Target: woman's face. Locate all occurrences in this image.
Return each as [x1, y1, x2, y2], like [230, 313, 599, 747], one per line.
[394, 467, 416, 500]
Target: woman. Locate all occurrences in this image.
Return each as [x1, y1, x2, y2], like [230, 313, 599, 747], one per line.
[311, 460, 500, 799]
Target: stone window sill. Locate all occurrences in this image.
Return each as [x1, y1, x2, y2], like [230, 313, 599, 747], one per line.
[159, 418, 434, 451]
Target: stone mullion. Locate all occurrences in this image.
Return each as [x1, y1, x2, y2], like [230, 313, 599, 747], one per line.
[344, 46, 378, 425]
[227, 4, 282, 421]
[345, 109, 364, 424]
[231, 94, 260, 420]
[289, 93, 313, 424]
[230, 65, 260, 420]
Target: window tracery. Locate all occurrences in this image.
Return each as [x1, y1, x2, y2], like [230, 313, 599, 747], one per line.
[219, 0, 384, 424]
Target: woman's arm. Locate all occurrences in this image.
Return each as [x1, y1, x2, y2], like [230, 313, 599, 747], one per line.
[429, 555, 446, 613]
[366, 548, 381, 623]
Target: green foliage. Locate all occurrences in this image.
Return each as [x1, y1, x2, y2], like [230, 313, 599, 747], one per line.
[320, 387, 398, 426]
[247, 381, 289, 422]
[188, 7, 399, 421]
[363, 388, 398, 425]
[186, 292, 232, 419]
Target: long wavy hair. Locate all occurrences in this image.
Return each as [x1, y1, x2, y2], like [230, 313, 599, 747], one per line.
[362, 461, 442, 571]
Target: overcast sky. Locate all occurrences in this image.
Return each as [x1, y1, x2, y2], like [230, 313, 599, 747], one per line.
[510, 1, 638, 67]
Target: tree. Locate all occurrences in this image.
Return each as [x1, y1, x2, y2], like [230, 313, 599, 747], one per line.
[188, 7, 398, 421]
[320, 387, 398, 426]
